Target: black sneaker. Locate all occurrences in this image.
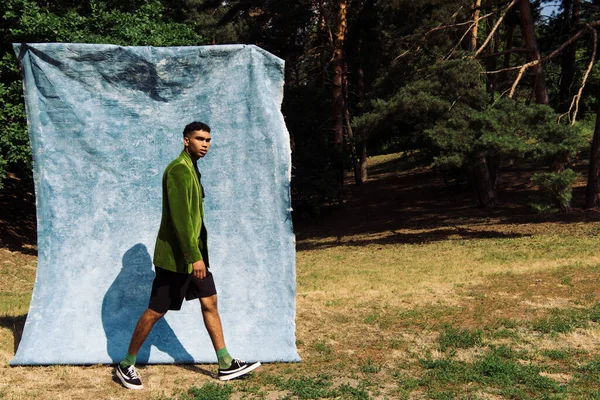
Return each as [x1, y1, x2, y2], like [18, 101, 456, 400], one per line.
[115, 364, 143, 390]
[218, 359, 261, 381]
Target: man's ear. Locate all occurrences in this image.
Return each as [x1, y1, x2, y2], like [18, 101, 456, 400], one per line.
[183, 136, 189, 147]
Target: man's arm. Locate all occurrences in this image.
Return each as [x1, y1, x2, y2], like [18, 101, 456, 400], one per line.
[166, 163, 203, 267]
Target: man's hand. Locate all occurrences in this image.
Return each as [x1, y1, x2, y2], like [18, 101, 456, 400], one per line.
[192, 259, 207, 280]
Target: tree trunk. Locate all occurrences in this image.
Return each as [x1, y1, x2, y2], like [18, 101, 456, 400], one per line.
[343, 0, 372, 185]
[500, 17, 516, 89]
[353, 0, 370, 184]
[518, 0, 549, 104]
[471, 0, 498, 206]
[470, 0, 482, 51]
[484, 0, 499, 98]
[359, 138, 367, 183]
[355, 61, 368, 184]
[343, 98, 362, 185]
[332, 0, 348, 190]
[487, 154, 498, 189]
[473, 150, 497, 208]
[558, 0, 580, 113]
[585, 102, 600, 208]
[315, 0, 328, 90]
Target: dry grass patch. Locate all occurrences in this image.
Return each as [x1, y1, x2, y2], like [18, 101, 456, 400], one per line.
[5, 153, 600, 398]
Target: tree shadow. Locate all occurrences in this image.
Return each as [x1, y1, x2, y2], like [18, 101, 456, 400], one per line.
[296, 227, 529, 251]
[0, 172, 37, 255]
[0, 314, 27, 354]
[294, 161, 600, 245]
[102, 243, 194, 364]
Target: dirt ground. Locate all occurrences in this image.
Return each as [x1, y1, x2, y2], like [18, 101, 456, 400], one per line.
[3, 155, 600, 399]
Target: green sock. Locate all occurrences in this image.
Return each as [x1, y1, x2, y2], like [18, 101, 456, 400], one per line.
[216, 347, 233, 369]
[120, 353, 136, 368]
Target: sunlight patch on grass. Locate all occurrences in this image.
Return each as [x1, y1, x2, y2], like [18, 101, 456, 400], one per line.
[296, 233, 600, 305]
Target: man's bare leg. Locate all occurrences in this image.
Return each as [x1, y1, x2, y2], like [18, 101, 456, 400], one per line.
[200, 294, 225, 350]
[128, 308, 166, 356]
[115, 308, 165, 390]
[200, 294, 261, 380]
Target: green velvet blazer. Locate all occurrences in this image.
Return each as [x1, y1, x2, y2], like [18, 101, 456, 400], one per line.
[153, 151, 208, 274]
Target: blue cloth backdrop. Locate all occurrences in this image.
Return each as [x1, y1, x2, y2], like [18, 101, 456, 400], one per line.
[11, 43, 299, 365]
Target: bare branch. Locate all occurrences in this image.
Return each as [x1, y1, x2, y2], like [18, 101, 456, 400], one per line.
[558, 94, 578, 124]
[479, 48, 529, 58]
[394, 6, 513, 62]
[430, 12, 491, 34]
[571, 27, 597, 124]
[445, 21, 478, 60]
[509, 64, 530, 97]
[485, 20, 600, 76]
[474, 0, 519, 57]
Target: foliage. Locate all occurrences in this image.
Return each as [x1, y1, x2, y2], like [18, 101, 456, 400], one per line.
[0, 0, 598, 206]
[286, 86, 343, 215]
[355, 56, 585, 208]
[3, 0, 204, 46]
[0, 0, 207, 188]
[532, 169, 579, 212]
[0, 54, 28, 189]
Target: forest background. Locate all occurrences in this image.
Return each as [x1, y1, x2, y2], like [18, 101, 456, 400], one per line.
[1, 0, 599, 214]
[4, 1, 600, 399]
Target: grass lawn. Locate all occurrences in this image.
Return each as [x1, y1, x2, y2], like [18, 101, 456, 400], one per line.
[3, 153, 600, 399]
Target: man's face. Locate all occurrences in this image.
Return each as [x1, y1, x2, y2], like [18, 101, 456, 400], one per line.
[184, 129, 211, 159]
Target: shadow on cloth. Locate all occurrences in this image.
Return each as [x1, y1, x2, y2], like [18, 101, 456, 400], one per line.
[102, 243, 193, 363]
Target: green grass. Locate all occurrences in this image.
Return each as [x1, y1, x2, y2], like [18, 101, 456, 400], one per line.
[416, 345, 565, 399]
[359, 358, 381, 374]
[6, 152, 600, 398]
[438, 325, 483, 351]
[182, 383, 234, 400]
[266, 375, 336, 399]
[531, 304, 600, 334]
[0, 292, 30, 315]
[311, 340, 333, 355]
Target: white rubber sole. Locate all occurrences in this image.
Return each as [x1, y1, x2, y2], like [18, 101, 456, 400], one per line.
[218, 361, 262, 381]
[115, 366, 144, 390]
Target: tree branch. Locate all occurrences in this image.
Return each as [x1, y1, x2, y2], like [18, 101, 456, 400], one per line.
[560, 27, 597, 124]
[484, 20, 600, 76]
[394, 6, 508, 61]
[508, 64, 530, 98]
[478, 48, 529, 58]
[474, 0, 519, 57]
[445, 20, 478, 60]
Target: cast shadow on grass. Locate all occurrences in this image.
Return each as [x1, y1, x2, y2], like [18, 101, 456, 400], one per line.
[0, 314, 27, 354]
[295, 160, 600, 244]
[110, 364, 215, 389]
[296, 228, 529, 251]
[180, 364, 217, 378]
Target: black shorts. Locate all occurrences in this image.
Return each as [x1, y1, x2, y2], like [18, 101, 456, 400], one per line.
[148, 266, 217, 313]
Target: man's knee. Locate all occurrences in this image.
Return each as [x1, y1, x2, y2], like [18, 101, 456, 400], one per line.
[144, 308, 167, 322]
[200, 294, 218, 313]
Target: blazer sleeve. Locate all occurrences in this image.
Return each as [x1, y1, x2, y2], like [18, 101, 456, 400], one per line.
[166, 163, 203, 264]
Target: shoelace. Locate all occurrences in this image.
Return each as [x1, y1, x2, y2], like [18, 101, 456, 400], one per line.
[127, 366, 141, 379]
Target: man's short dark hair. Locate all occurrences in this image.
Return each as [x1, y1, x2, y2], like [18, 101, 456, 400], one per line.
[183, 121, 211, 137]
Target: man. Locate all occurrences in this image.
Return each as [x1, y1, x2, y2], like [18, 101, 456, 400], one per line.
[115, 122, 261, 390]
